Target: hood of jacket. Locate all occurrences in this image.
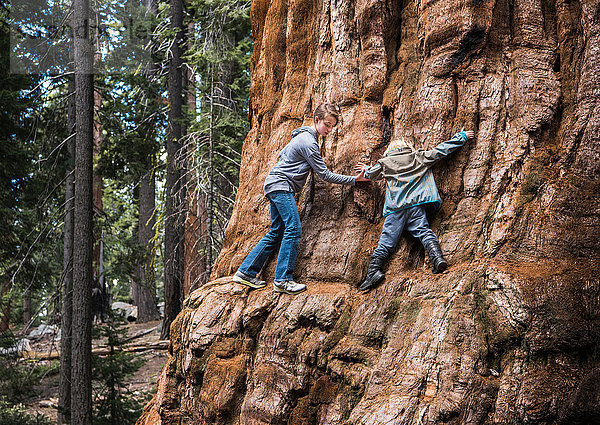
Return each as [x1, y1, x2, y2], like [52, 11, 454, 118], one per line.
[290, 126, 318, 140]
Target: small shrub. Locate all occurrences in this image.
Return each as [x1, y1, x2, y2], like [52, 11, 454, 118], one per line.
[0, 334, 59, 401]
[92, 314, 148, 425]
[0, 401, 53, 425]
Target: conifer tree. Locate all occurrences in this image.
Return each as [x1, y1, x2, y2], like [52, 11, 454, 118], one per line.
[162, 0, 186, 339]
[71, 0, 95, 420]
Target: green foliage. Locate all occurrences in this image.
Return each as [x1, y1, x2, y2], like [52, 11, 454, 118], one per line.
[1, 0, 253, 334]
[0, 4, 67, 329]
[0, 333, 59, 401]
[96, 31, 166, 302]
[92, 315, 148, 425]
[97, 74, 165, 183]
[98, 180, 144, 301]
[184, 0, 252, 256]
[0, 401, 53, 425]
[0, 6, 41, 280]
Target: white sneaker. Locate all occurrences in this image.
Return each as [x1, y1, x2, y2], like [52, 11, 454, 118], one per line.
[232, 270, 267, 289]
[273, 280, 306, 295]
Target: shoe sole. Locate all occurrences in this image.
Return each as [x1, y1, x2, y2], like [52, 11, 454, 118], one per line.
[232, 275, 267, 289]
[432, 262, 448, 274]
[273, 286, 306, 295]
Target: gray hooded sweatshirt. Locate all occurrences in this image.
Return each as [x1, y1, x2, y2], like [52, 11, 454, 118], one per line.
[263, 126, 356, 195]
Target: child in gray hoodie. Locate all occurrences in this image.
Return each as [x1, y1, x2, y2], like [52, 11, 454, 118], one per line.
[234, 103, 368, 294]
[356, 130, 475, 291]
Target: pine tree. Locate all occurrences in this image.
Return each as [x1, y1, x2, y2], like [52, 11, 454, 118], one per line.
[71, 0, 95, 420]
[91, 315, 147, 425]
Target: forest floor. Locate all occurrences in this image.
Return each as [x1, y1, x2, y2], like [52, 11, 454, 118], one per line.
[20, 319, 168, 423]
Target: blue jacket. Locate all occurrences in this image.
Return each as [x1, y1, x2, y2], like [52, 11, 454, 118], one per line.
[365, 131, 468, 216]
[264, 126, 356, 195]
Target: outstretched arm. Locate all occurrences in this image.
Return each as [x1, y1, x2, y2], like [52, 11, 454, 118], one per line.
[303, 144, 357, 185]
[420, 130, 475, 166]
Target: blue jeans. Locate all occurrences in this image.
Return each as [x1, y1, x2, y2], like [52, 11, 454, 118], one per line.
[238, 191, 301, 282]
[372, 205, 438, 259]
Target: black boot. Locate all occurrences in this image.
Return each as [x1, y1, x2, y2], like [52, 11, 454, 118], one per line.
[359, 256, 385, 292]
[425, 240, 447, 274]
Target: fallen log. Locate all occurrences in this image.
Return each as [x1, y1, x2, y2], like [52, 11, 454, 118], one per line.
[22, 341, 169, 360]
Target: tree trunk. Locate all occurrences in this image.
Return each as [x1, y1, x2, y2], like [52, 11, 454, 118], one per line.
[138, 1, 600, 424]
[134, 167, 159, 323]
[92, 82, 106, 323]
[22, 294, 31, 327]
[0, 280, 10, 333]
[161, 0, 185, 340]
[71, 0, 94, 420]
[58, 76, 75, 425]
[183, 23, 209, 295]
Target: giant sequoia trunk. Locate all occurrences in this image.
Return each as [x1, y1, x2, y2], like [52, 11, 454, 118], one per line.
[138, 1, 600, 424]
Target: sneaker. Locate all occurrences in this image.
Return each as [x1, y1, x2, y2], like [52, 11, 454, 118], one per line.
[273, 280, 306, 295]
[232, 270, 267, 289]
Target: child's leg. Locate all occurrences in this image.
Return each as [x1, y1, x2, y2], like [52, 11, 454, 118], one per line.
[372, 210, 409, 259]
[238, 194, 285, 277]
[404, 205, 436, 246]
[360, 210, 408, 291]
[405, 205, 447, 273]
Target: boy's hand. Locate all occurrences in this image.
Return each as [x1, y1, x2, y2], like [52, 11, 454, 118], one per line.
[355, 167, 370, 182]
[354, 163, 370, 182]
[354, 162, 367, 174]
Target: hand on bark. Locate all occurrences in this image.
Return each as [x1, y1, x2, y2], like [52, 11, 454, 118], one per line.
[461, 128, 475, 140]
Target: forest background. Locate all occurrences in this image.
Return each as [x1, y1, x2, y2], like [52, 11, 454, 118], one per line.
[1, 0, 251, 422]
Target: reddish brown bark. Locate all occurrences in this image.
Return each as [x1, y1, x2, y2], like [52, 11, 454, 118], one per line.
[139, 1, 600, 424]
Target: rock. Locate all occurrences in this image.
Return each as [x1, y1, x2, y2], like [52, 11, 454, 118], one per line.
[138, 0, 600, 424]
[112, 301, 133, 310]
[0, 338, 31, 355]
[28, 324, 59, 340]
[39, 398, 58, 408]
[112, 302, 138, 322]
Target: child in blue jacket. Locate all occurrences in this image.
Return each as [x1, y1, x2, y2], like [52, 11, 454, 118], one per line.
[356, 129, 475, 291]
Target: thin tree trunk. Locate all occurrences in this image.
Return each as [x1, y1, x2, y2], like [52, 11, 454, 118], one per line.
[183, 22, 209, 294]
[92, 82, 106, 323]
[22, 294, 31, 327]
[207, 66, 214, 278]
[71, 0, 94, 420]
[0, 280, 10, 333]
[134, 167, 159, 322]
[161, 0, 185, 340]
[58, 76, 75, 424]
